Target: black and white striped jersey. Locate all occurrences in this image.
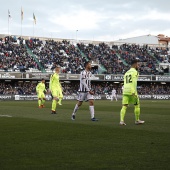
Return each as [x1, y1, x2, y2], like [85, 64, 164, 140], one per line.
[78, 70, 92, 92]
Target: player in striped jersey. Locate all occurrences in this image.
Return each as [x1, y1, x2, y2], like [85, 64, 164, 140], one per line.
[71, 61, 98, 121]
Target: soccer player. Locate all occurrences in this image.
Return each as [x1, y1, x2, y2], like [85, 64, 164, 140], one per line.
[111, 88, 117, 101]
[49, 66, 61, 114]
[36, 78, 47, 108]
[120, 59, 145, 125]
[71, 61, 98, 121]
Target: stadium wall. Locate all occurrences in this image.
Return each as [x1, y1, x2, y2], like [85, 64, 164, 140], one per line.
[0, 94, 170, 101]
[0, 72, 170, 82]
[0, 73, 169, 100]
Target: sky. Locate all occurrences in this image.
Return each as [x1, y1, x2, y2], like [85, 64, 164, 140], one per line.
[0, 0, 170, 41]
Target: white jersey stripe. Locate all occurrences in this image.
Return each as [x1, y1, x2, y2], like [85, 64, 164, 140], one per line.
[78, 70, 92, 92]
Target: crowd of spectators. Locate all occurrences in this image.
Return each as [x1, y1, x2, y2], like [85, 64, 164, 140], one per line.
[0, 82, 36, 95]
[137, 83, 170, 95]
[116, 44, 158, 75]
[0, 82, 169, 95]
[77, 42, 128, 74]
[27, 39, 87, 74]
[78, 42, 170, 75]
[0, 36, 169, 75]
[0, 36, 39, 72]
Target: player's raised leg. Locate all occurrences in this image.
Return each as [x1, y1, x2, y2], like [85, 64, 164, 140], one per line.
[58, 90, 63, 105]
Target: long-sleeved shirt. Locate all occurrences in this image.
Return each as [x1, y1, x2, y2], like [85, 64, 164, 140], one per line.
[49, 73, 60, 90]
[36, 82, 46, 93]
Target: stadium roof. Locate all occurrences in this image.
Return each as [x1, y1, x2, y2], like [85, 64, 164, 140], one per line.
[114, 34, 159, 45]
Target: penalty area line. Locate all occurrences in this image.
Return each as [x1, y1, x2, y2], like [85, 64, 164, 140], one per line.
[0, 115, 12, 117]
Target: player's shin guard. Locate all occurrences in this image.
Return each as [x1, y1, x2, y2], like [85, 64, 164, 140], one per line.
[38, 98, 42, 106]
[134, 105, 140, 121]
[72, 104, 79, 115]
[52, 100, 57, 111]
[120, 106, 127, 122]
[58, 98, 62, 104]
[42, 98, 46, 105]
[89, 106, 94, 119]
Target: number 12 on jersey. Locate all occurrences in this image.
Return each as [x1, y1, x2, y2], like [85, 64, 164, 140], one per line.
[126, 74, 132, 84]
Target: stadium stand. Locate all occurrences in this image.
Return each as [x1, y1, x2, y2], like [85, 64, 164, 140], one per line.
[0, 82, 36, 95]
[77, 42, 170, 75]
[26, 39, 87, 73]
[77, 42, 128, 74]
[0, 34, 170, 99]
[0, 36, 40, 72]
[1, 35, 169, 75]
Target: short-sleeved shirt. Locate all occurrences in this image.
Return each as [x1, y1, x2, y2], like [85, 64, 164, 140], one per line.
[78, 70, 92, 92]
[123, 68, 139, 95]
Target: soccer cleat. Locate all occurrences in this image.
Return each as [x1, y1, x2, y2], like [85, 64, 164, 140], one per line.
[119, 121, 126, 125]
[39, 106, 42, 108]
[41, 105, 45, 108]
[91, 117, 98, 121]
[51, 110, 57, 114]
[135, 120, 145, 125]
[71, 115, 75, 120]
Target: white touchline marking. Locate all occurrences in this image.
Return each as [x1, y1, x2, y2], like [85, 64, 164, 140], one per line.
[0, 115, 12, 117]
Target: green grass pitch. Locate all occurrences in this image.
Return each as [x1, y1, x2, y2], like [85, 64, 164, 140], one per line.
[0, 100, 170, 170]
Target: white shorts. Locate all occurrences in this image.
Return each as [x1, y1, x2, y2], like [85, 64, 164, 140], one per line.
[77, 92, 94, 102]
